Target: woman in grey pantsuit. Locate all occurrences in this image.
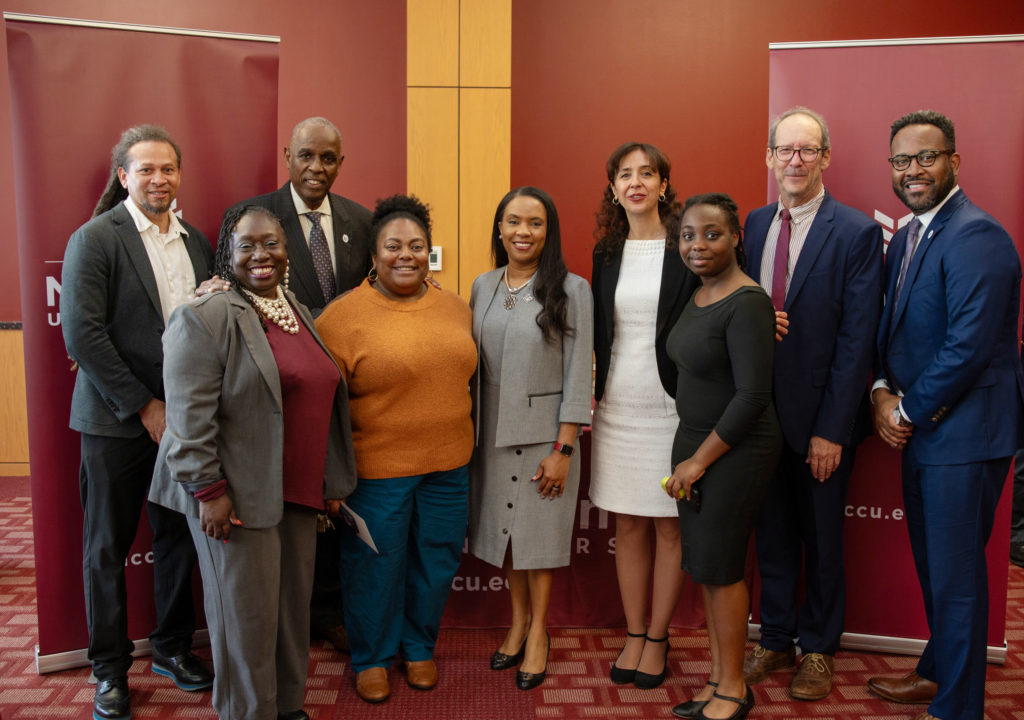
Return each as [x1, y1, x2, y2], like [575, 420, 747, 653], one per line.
[468, 187, 594, 690]
[149, 206, 356, 720]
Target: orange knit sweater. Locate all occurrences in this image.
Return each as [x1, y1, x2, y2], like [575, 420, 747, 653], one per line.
[315, 279, 477, 479]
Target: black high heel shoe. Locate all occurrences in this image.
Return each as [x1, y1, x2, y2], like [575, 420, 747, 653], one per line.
[634, 635, 669, 689]
[694, 687, 754, 720]
[491, 627, 529, 671]
[516, 631, 550, 690]
[671, 681, 717, 718]
[609, 630, 647, 684]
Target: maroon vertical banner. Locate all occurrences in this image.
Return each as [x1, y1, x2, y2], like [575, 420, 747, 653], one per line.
[5, 14, 280, 671]
[758, 35, 1024, 662]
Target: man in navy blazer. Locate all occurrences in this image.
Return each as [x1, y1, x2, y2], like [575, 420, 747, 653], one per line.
[866, 111, 1023, 720]
[742, 107, 883, 700]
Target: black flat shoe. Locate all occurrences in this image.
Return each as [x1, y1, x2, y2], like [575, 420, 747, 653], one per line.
[491, 624, 530, 670]
[151, 649, 213, 691]
[94, 677, 131, 720]
[671, 681, 717, 718]
[694, 687, 754, 720]
[609, 630, 647, 684]
[634, 635, 669, 689]
[516, 631, 550, 690]
[278, 712, 309, 720]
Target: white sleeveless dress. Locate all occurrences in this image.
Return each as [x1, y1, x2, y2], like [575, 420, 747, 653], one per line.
[590, 239, 680, 517]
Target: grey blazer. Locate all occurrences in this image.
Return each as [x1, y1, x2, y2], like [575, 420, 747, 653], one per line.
[470, 268, 594, 447]
[148, 289, 357, 529]
[61, 203, 213, 438]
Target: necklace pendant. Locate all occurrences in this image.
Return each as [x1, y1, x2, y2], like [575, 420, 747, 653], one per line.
[504, 294, 517, 310]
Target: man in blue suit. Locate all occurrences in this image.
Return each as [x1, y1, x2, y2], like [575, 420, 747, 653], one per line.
[742, 107, 883, 700]
[867, 110, 1023, 720]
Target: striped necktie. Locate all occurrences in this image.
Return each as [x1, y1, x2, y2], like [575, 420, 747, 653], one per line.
[890, 217, 922, 326]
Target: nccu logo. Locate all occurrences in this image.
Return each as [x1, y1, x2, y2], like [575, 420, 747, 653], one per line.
[846, 505, 905, 521]
[874, 209, 914, 252]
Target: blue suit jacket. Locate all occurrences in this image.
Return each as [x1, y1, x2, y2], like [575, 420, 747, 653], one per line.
[876, 190, 1024, 465]
[745, 191, 883, 454]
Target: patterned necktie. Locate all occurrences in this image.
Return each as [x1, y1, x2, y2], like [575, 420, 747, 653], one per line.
[306, 211, 337, 301]
[890, 217, 922, 325]
[770, 208, 792, 311]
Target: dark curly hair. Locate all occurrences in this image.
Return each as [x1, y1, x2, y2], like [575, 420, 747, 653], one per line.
[890, 110, 956, 152]
[679, 193, 746, 272]
[214, 204, 286, 331]
[93, 125, 182, 218]
[492, 187, 573, 345]
[370, 194, 432, 253]
[594, 142, 682, 262]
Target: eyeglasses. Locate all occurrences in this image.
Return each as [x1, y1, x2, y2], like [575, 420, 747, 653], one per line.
[887, 150, 952, 171]
[770, 146, 825, 162]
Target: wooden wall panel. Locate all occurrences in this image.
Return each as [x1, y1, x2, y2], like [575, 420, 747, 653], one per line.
[460, 0, 512, 88]
[407, 0, 460, 87]
[407, 87, 460, 290]
[0, 330, 29, 473]
[459, 88, 510, 301]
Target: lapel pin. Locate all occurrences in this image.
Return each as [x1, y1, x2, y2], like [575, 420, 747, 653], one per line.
[928, 230, 933, 238]
[342, 234, 350, 243]
[524, 295, 533, 303]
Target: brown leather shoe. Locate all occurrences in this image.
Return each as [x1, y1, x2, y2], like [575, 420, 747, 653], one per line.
[355, 667, 390, 703]
[790, 652, 834, 700]
[404, 659, 438, 690]
[867, 671, 937, 704]
[743, 644, 796, 685]
[320, 625, 350, 654]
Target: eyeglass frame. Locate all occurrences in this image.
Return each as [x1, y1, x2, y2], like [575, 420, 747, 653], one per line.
[887, 149, 953, 171]
[769, 145, 826, 163]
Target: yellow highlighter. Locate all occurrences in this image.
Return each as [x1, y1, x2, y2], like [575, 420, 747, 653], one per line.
[661, 476, 685, 499]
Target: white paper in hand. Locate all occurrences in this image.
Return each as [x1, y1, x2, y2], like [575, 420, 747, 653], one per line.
[336, 502, 378, 554]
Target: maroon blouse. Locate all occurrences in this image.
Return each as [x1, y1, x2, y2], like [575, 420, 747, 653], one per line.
[265, 317, 341, 510]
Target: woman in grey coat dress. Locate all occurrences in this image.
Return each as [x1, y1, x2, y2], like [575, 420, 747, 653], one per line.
[468, 186, 594, 690]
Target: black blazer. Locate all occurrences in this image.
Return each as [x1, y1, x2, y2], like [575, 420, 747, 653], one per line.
[592, 242, 701, 401]
[61, 202, 214, 438]
[229, 182, 373, 315]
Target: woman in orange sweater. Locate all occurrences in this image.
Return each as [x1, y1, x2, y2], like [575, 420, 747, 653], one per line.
[315, 195, 477, 705]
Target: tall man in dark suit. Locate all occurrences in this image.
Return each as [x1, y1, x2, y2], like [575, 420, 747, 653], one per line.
[226, 117, 372, 652]
[867, 111, 1023, 720]
[62, 125, 214, 720]
[742, 107, 883, 701]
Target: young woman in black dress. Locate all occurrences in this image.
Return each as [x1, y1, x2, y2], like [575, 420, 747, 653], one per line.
[664, 194, 783, 720]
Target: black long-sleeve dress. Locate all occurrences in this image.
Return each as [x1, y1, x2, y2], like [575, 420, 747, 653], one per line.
[667, 285, 783, 585]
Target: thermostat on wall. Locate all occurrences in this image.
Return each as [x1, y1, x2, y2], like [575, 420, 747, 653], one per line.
[429, 246, 442, 271]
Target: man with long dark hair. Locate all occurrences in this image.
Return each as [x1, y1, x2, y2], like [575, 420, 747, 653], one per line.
[62, 125, 214, 720]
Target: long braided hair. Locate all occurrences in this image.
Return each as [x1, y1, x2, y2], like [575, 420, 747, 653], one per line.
[93, 125, 182, 218]
[214, 204, 286, 331]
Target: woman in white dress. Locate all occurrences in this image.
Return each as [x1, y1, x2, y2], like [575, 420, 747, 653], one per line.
[590, 142, 701, 690]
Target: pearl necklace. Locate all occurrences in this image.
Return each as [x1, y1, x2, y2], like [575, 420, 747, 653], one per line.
[243, 285, 299, 334]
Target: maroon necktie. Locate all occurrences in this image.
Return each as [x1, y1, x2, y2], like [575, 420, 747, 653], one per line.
[770, 208, 791, 311]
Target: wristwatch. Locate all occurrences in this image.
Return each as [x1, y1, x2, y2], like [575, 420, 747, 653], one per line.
[553, 442, 575, 458]
[892, 406, 911, 428]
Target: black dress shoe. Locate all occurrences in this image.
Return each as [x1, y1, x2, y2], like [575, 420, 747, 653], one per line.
[671, 681, 717, 718]
[278, 712, 310, 720]
[491, 628, 529, 670]
[694, 687, 754, 720]
[1011, 541, 1024, 568]
[609, 630, 647, 684]
[151, 649, 214, 691]
[94, 677, 131, 720]
[516, 631, 550, 690]
[634, 635, 669, 689]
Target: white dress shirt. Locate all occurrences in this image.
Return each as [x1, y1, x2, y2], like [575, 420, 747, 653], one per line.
[872, 185, 962, 421]
[290, 182, 337, 271]
[758, 186, 826, 298]
[124, 198, 196, 326]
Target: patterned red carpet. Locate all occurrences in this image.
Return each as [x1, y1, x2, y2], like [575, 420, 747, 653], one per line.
[0, 491, 1021, 719]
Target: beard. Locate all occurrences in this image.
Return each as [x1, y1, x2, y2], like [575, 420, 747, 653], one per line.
[141, 197, 171, 215]
[892, 169, 956, 214]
